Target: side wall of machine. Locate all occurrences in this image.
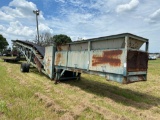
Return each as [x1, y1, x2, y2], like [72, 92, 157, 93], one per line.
[52, 33, 149, 84]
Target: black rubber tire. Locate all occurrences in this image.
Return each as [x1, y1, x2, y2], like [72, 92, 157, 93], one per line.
[25, 63, 30, 72]
[21, 63, 26, 72]
[21, 63, 30, 72]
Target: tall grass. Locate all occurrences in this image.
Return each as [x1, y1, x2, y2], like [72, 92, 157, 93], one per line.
[0, 58, 160, 120]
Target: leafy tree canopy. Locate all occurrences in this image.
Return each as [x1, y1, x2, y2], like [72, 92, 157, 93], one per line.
[53, 34, 72, 45]
[0, 34, 8, 50]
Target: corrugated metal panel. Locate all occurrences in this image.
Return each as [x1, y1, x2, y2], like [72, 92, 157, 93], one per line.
[54, 51, 68, 66]
[67, 51, 88, 69]
[43, 46, 54, 78]
[128, 37, 144, 49]
[70, 43, 88, 51]
[89, 49, 125, 74]
[91, 38, 125, 50]
[57, 45, 69, 51]
[127, 50, 148, 72]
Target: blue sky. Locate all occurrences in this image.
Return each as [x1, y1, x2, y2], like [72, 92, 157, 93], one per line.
[0, 0, 160, 52]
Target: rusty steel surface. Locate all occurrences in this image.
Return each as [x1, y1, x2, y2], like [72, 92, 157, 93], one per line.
[128, 37, 144, 49]
[92, 50, 122, 67]
[55, 53, 61, 65]
[67, 51, 88, 69]
[34, 56, 42, 72]
[13, 40, 45, 57]
[91, 38, 125, 50]
[57, 45, 69, 51]
[70, 43, 88, 51]
[127, 50, 148, 72]
[89, 49, 125, 74]
[55, 52, 67, 66]
[43, 46, 55, 79]
[126, 75, 147, 83]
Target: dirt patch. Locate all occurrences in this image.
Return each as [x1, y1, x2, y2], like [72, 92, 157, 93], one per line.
[72, 103, 87, 116]
[59, 103, 87, 120]
[34, 92, 67, 114]
[88, 103, 124, 120]
[0, 112, 4, 116]
[44, 83, 52, 93]
[59, 112, 75, 120]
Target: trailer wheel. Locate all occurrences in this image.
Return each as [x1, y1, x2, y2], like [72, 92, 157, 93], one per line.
[21, 63, 30, 72]
[25, 63, 30, 72]
[21, 63, 26, 72]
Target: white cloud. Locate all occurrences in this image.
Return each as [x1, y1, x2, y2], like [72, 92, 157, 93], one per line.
[150, 9, 160, 18]
[55, 0, 65, 3]
[6, 21, 34, 37]
[145, 8, 160, 23]
[0, 10, 15, 21]
[0, 25, 6, 31]
[9, 0, 37, 12]
[116, 0, 139, 13]
[39, 23, 54, 34]
[0, 0, 51, 46]
[0, 0, 38, 22]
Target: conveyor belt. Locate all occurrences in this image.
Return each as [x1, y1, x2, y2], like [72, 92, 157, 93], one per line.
[13, 40, 45, 57]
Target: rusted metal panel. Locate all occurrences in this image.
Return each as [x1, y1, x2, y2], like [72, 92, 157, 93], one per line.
[92, 50, 122, 66]
[67, 51, 88, 69]
[128, 37, 144, 49]
[57, 45, 69, 51]
[54, 51, 67, 66]
[126, 75, 147, 83]
[89, 49, 125, 74]
[91, 38, 125, 50]
[34, 56, 42, 72]
[127, 50, 148, 72]
[43, 46, 55, 79]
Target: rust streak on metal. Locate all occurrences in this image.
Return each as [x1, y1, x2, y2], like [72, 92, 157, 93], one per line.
[34, 56, 42, 72]
[127, 51, 148, 72]
[55, 53, 61, 65]
[57, 46, 62, 51]
[92, 50, 122, 66]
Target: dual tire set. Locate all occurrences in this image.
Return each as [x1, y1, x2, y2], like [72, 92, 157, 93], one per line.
[21, 63, 30, 72]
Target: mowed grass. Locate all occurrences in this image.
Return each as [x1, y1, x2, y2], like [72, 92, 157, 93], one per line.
[0, 58, 160, 120]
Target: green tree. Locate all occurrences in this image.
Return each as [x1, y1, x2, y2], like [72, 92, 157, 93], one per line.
[53, 34, 72, 45]
[0, 34, 8, 52]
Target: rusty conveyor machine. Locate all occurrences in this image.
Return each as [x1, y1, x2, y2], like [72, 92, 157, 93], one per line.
[12, 40, 46, 73]
[13, 33, 149, 84]
[12, 40, 79, 82]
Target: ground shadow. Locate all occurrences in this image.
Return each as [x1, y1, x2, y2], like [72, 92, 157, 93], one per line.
[61, 77, 160, 110]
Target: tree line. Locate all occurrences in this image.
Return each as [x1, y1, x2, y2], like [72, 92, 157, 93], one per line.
[0, 34, 8, 52]
[34, 33, 72, 46]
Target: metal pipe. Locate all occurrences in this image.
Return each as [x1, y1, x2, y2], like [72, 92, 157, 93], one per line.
[33, 10, 40, 44]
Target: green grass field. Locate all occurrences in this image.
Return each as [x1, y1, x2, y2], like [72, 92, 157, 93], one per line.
[0, 58, 160, 120]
